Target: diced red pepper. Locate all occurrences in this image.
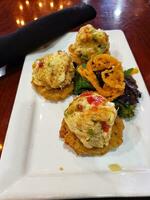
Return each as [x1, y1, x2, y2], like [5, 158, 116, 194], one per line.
[38, 61, 43, 68]
[87, 95, 104, 106]
[101, 121, 110, 132]
[80, 91, 105, 106]
[37, 60, 43, 68]
[80, 91, 93, 97]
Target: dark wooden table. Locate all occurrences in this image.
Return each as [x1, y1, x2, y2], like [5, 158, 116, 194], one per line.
[0, 0, 150, 158]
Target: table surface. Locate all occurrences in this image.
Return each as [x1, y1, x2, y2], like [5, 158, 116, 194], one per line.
[0, 0, 150, 157]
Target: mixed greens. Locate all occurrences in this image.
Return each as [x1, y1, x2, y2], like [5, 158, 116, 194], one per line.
[114, 69, 141, 119]
[74, 71, 95, 95]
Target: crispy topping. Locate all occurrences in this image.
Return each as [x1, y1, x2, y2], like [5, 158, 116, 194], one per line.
[77, 54, 125, 101]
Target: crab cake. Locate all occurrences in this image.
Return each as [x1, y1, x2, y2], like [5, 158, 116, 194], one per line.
[60, 91, 124, 156]
[32, 51, 75, 101]
[68, 24, 110, 64]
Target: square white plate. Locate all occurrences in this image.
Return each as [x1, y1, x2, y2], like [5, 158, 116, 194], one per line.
[0, 31, 150, 199]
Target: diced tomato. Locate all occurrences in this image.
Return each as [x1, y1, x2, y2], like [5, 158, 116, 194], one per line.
[37, 60, 43, 68]
[80, 91, 105, 106]
[101, 121, 110, 132]
[80, 91, 93, 97]
[87, 95, 104, 106]
[38, 61, 43, 68]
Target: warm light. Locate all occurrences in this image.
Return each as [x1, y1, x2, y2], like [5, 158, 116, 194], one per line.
[0, 144, 3, 151]
[25, 0, 30, 6]
[67, 1, 71, 6]
[59, 4, 63, 9]
[16, 18, 20, 25]
[19, 4, 23, 11]
[114, 7, 121, 17]
[38, 2, 43, 8]
[50, 1, 54, 8]
[20, 19, 25, 26]
[34, 17, 38, 20]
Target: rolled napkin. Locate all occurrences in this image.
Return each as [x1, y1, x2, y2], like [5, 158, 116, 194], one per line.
[0, 3, 96, 67]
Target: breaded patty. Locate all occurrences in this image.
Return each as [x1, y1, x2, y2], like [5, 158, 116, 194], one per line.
[60, 116, 124, 156]
[32, 82, 74, 101]
[31, 51, 75, 101]
[64, 91, 118, 148]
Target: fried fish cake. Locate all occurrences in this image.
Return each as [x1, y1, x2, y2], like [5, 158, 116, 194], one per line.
[32, 82, 74, 101]
[60, 116, 124, 156]
[31, 51, 75, 101]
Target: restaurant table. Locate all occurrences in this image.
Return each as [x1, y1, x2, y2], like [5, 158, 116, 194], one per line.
[0, 0, 150, 198]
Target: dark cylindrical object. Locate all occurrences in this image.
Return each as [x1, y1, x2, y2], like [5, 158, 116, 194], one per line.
[0, 3, 96, 67]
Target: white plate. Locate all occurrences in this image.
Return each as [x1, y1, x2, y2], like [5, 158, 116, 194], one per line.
[0, 31, 150, 199]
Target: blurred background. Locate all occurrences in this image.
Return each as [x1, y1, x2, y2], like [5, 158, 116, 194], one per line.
[1, 0, 149, 34]
[1, 0, 80, 34]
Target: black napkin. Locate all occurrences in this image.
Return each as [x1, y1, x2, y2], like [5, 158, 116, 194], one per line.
[0, 3, 96, 68]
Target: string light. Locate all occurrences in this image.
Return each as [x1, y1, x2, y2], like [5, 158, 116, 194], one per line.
[25, 0, 30, 6]
[19, 4, 23, 11]
[20, 19, 25, 26]
[59, 4, 63, 9]
[16, 18, 20, 25]
[67, 1, 71, 6]
[50, 1, 54, 8]
[38, 2, 43, 8]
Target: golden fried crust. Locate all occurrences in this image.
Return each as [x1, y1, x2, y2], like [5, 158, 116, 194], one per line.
[69, 48, 110, 65]
[32, 82, 74, 101]
[59, 117, 124, 156]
